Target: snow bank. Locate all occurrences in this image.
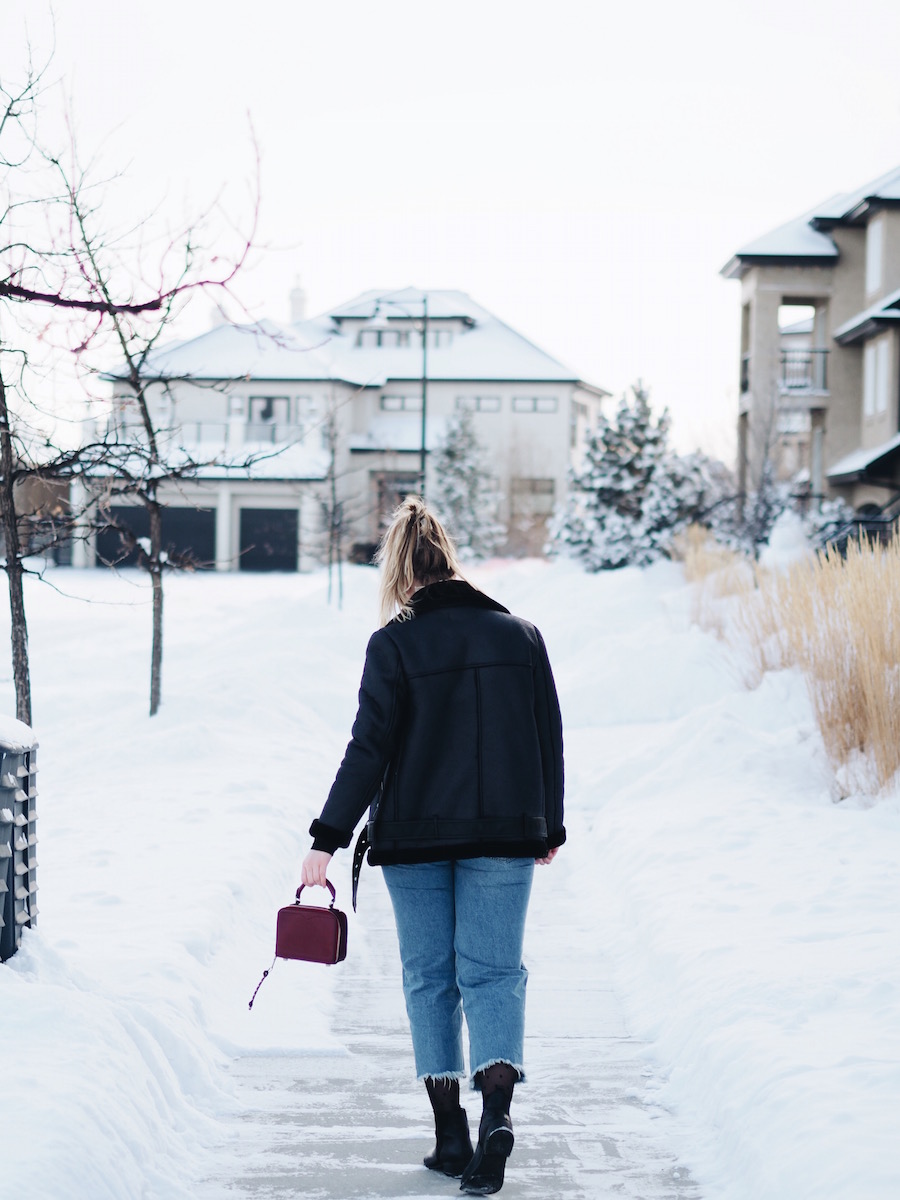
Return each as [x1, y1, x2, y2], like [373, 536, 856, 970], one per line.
[485, 558, 900, 1199]
[1, 559, 898, 1197]
[759, 508, 813, 570]
[0, 569, 369, 1197]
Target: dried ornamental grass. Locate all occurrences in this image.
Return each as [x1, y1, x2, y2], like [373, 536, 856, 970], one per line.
[743, 539, 900, 793]
[677, 526, 754, 636]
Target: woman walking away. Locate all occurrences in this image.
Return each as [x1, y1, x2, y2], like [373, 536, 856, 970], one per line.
[302, 496, 565, 1195]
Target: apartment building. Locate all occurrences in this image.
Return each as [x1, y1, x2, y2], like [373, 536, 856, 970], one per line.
[722, 165, 900, 511]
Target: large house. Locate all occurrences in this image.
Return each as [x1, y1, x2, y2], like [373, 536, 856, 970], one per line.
[80, 288, 608, 570]
[722, 165, 900, 513]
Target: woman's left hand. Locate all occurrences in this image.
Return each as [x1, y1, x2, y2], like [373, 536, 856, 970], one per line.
[301, 849, 334, 888]
[535, 846, 560, 866]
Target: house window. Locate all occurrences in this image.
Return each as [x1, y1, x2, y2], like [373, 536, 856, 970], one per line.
[380, 329, 411, 348]
[249, 396, 290, 424]
[151, 391, 173, 424]
[866, 216, 884, 295]
[571, 400, 588, 447]
[864, 343, 876, 416]
[512, 396, 559, 413]
[865, 337, 892, 417]
[876, 336, 891, 415]
[429, 329, 453, 348]
[456, 395, 501, 412]
[511, 477, 556, 516]
[357, 328, 411, 347]
[381, 394, 423, 412]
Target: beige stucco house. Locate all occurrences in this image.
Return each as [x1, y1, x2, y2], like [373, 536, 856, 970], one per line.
[83, 288, 609, 570]
[722, 166, 900, 513]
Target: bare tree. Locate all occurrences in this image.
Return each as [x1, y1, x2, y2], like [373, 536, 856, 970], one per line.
[1, 61, 259, 718]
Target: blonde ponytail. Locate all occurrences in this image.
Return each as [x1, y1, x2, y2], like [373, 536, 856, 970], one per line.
[375, 496, 465, 626]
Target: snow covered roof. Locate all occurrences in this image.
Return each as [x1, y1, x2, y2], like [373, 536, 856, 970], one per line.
[87, 437, 329, 482]
[328, 287, 477, 323]
[107, 290, 609, 392]
[827, 431, 900, 484]
[722, 165, 900, 279]
[832, 284, 900, 344]
[104, 320, 358, 385]
[721, 211, 838, 278]
[810, 164, 900, 227]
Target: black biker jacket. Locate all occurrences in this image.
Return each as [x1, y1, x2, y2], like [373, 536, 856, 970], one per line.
[309, 580, 565, 865]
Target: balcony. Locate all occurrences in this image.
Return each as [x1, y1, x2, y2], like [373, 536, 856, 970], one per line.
[780, 349, 828, 394]
[243, 422, 303, 444]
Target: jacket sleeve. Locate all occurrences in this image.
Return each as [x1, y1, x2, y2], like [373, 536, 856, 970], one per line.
[533, 628, 565, 848]
[309, 629, 405, 854]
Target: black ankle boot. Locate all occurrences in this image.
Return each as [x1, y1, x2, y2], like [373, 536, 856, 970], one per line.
[459, 1096, 514, 1195]
[424, 1108, 474, 1178]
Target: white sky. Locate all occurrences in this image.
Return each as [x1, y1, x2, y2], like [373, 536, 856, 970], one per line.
[4, 0, 900, 457]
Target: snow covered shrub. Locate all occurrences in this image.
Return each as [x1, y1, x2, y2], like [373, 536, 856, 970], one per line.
[551, 383, 732, 570]
[429, 410, 505, 559]
[707, 469, 853, 559]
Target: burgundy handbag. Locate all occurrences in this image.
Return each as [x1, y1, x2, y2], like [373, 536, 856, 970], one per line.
[249, 880, 348, 1009]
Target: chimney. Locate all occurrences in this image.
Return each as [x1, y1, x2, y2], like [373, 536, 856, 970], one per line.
[290, 279, 307, 323]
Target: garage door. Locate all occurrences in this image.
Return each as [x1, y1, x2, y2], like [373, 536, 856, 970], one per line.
[96, 506, 216, 568]
[239, 508, 298, 572]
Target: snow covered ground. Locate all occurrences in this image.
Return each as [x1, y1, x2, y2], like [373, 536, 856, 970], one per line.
[1, 558, 899, 1198]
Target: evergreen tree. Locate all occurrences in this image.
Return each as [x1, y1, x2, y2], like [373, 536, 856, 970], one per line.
[430, 410, 505, 558]
[552, 382, 730, 569]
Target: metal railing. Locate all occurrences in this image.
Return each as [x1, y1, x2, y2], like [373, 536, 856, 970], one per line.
[780, 349, 828, 392]
[825, 493, 900, 553]
[243, 422, 303, 444]
[0, 731, 38, 962]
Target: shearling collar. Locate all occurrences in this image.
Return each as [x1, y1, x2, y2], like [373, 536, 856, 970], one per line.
[407, 579, 510, 618]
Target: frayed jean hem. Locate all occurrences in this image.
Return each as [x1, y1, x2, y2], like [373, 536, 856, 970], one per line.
[417, 1070, 468, 1084]
[470, 1058, 526, 1091]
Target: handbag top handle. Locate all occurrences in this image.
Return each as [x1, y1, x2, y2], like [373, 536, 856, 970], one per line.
[294, 880, 337, 908]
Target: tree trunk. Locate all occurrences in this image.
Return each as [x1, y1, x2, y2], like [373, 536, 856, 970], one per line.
[148, 498, 163, 717]
[0, 365, 32, 726]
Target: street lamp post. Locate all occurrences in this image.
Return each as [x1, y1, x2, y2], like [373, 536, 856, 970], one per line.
[419, 292, 428, 499]
[369, 291, 429, 501]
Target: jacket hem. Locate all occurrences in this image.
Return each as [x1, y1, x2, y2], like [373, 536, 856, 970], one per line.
[369, 839, 549, 866]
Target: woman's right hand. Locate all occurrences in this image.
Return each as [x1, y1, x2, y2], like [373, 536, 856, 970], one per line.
[301, 849, 333, 888]
[535, 846, 560, 866]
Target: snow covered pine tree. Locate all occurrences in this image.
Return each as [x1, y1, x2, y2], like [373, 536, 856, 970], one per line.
[552, 382, 728, 569]
[429, 409, 505, 558]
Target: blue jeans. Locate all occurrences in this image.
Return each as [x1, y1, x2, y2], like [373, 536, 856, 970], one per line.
[382, 857, 535, 1087]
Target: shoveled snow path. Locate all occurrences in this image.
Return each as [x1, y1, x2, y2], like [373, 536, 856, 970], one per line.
[196, 829, 702, 1199]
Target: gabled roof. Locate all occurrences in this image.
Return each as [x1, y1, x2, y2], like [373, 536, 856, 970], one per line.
[721, 165, 900, 279]
[107, 290, 610, 392]
[104, 320, 355, 385]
